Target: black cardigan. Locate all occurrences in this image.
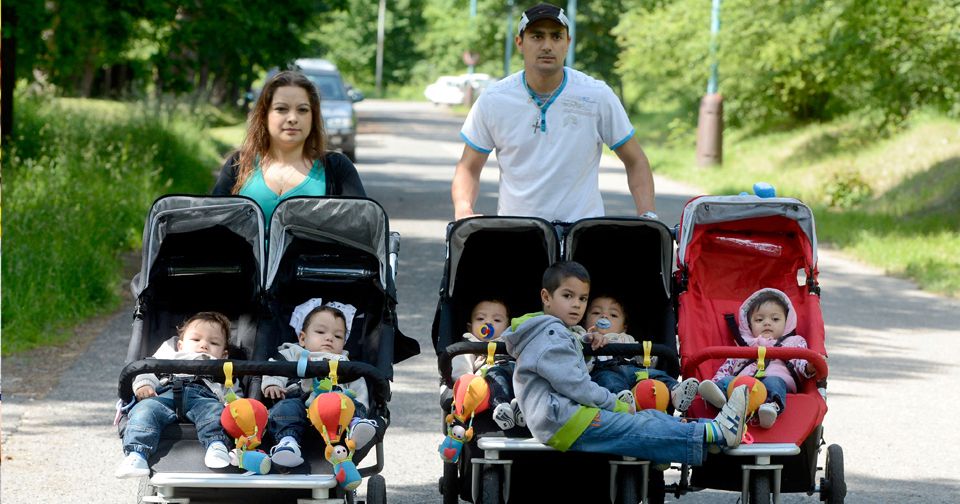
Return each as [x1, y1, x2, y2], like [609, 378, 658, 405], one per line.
[211, 151, 366, 197]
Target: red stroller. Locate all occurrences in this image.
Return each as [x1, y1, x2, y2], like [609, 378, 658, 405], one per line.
[674, 195, 845, 504]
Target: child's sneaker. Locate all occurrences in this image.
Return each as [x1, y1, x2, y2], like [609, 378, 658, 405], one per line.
[349, 418, 379, 450]
[270, 436, 304, 467]
[671, 377, 700, 412]
[115, 452, 149, 478]
[511, 398, 526, 428]
[758, 402, 780, 429]
[698, 380, 728, 409]
[616, 389, 635, 407]
[713, 385, 748, 448]
[492, 402, 516, 430]
[204, 441, 232, 469]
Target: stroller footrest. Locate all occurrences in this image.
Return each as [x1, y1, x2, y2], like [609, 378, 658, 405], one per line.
[477, 436, 557, 452]
[724, 442, 800, 458]
[149, 472, 337, 490]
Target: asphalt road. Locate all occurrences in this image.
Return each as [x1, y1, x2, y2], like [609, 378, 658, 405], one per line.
[2, 99, 959, 503]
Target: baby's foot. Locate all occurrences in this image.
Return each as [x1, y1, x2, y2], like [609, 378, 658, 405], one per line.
[204, 441, 231, 469]
[115, 452, 149, 478]
[492, 402, 516, 430]
[270, 436, 304, 467]
[698, 380, 728, 409]
[511, 398, 526, 428]
[758, 402, 780, 429]
[672, 377, 700, 412]
[349, 418, 379, 450]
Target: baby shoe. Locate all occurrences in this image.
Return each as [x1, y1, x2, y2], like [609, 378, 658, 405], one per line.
[698, 380, 728, 409]
[270, 436, 304, 467]
[349, 418, 379, 450]
[492, 402, 516, 430]
[511, 398, 526, 428]
[115, 452, 149, 478]
[204, 441, 232, 469]
[758, 402, 780, 429]
[672, 377, 700, 412]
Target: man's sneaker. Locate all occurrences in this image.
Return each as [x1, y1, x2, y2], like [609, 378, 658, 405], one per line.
[270, 436, 304, 467]
[204, 442, 232, 469]
[492, 402, 516, 430]
[115, 452, 149, 478]
[698, 380, 728, 409]
[511, 398, 526, 428]
[349, 418, 379, 450]
[758, 402, 780, 429]
[713, 385, 748, 448]
[672, 378, 700, 412]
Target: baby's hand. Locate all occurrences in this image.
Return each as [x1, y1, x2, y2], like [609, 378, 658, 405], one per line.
[264, 385, 286, 400]
[589, 332, 609, 350]
[135, 385, 157, 400]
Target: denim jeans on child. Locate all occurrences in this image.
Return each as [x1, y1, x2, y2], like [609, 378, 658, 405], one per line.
[568, 409, 708, 465]
[484, 361, 516, 407]
[268, 391, 368, 443]
[123, 382, 228, 458]
[715, 375, 788, 411]
[591, 360, 679, 394]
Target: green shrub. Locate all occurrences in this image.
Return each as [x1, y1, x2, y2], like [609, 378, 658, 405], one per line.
[824, 171, 873, 209]
[2, 96, 219, 354]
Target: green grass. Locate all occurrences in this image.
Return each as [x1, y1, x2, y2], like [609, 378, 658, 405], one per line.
[638, 108, 960, 296]
[2, 96, 221, 354]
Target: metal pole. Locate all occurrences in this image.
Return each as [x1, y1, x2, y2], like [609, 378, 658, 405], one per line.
[707, 0, 721, 94]
[696, 0, 723, 166]
[566, 0, 577, 66]
[375, 0, 386, 96]
[504, 0, 515, 77]
[467, 0, 478, 74]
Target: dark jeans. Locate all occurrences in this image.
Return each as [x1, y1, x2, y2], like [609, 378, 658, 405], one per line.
[484, 361, 516, 408]
[591, 360, 679, 395]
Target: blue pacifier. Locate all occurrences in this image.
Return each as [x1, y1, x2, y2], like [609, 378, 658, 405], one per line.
[595, 318, 612, 330]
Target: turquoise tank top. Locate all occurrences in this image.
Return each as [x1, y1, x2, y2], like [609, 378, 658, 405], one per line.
[239, 159, 326, 228]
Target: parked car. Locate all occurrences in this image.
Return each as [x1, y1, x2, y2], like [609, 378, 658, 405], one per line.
[424, 73, 496, 105]
[294, 58, 362, 162]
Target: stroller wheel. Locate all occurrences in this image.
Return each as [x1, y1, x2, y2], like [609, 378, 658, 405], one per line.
[615, 465, 640, 504]
[365, 474, 387, 504]
[749, 472, 771, 504]
[441, 462, 460, 504]
[820, 444, 846, 503]
[479, 465, 503, 504]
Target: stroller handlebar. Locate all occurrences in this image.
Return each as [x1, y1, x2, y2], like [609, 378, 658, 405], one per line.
[117, 359, 391, 405]
[438, 341, 680, 387]
[682, 346, 828, 380]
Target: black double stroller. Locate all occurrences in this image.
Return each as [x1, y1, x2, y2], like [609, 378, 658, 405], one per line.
[432, 215, 678, 504]
[117, 195, 419, 504]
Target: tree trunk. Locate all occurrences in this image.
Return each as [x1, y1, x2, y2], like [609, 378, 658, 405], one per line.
[1, 4, 18, 145]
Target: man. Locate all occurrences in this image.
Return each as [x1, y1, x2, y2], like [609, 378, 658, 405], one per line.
[451, 2, 656, 222]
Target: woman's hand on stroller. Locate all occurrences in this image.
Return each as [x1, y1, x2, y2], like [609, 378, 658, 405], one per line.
[264, 385, 287, 400]
[136, 385, 157, 400]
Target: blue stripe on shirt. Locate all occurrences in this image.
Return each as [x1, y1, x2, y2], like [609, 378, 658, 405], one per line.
[610, 128, 636, 150]
[460, 132, 493, 154]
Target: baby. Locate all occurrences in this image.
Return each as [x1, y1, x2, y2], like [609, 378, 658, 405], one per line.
[698, 288, 817, 428]
[116, 311, 237, 478]
[261, 299, 377, 467]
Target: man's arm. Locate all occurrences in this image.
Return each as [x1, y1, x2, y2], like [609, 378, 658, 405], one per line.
[451, 145, 491, 220]
[613, 138, 656, 215]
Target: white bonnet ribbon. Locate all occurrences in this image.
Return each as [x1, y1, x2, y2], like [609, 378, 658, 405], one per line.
[290, 297, 324, 334]
[324, 301, 357, 341]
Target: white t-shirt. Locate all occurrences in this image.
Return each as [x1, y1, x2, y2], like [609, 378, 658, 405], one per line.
[460, 68, 635, 222]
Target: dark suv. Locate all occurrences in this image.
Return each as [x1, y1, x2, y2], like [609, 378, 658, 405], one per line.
[294, 58, 363, 162]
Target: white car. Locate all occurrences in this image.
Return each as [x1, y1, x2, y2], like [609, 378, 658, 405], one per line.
[424, 74, 496, 105]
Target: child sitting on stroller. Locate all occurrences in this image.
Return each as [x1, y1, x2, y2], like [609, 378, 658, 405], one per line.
[698, 287, 818, 428]
[584, 293, 700, 413]
[116, 311, 237, 478]
[450, 299, 524, 430]
[261, 299, 378, 467]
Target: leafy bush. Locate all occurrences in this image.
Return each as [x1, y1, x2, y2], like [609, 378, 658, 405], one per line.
[2, 96, 219, 354]
[824, 171, 873, 209]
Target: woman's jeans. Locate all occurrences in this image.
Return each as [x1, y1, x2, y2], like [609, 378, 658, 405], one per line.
[591, 360, 679, 395]
[715, 375, 788, 411]
[568, 409, 708, 465]
[123, 382, 228, 457]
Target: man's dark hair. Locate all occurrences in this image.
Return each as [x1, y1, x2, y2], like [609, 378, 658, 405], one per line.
[542, 261, 590, 293]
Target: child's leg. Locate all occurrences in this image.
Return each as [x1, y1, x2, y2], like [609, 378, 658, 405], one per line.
[183, 385, 230, 450]
[757, 376, 788, 428]
[487, 362, 518, 430]
[646, 369, 699, 412]
[122, 393, 178, 459]
[568, 409, 707, 465]
[267, 397, 309, 444]
[590, 361, 635, 394]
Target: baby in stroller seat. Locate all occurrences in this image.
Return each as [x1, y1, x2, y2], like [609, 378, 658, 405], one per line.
[261, 298, 379, 467]
[116, 311, 237, 478]
[584, 293, 700, 413]
[450, 299, 525, 431]
[697, 287, 818, 428]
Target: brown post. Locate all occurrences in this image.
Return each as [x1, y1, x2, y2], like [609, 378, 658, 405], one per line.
[696, 93, 723, 166]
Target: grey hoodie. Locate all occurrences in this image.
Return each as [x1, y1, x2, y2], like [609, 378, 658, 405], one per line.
[503, 312, 624, 451]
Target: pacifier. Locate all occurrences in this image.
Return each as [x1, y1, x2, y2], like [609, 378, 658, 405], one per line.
[595, 318, 612, 330]
[478, 323, 497, 341]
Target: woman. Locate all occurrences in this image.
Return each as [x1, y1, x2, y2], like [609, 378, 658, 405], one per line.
[212, 71, 365, 222]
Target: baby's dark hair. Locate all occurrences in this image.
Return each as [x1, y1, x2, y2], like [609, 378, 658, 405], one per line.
[302, 305, 347, 333]
[747, 290, 790, 318]
[542, 261, 590, 293]
[178, 311, 232, 343]
[472, 298, 510, 315]
[589, 292, 629, 325]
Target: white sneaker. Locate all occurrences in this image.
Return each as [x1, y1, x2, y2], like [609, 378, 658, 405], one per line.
[672, 378, 700, 412]
[758, 402, 780, 429]
[349, 418, 379, 450]
[270, 436, 304, 467]
[616, 389, 635, 406]
[204, 442, 232, 469]
[511, 398, 526, 428]
[115, 452, 149, 478]
[698, 380, 728, 409]
[492, 402, 516, 430]
[713, 385, 748, 448]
